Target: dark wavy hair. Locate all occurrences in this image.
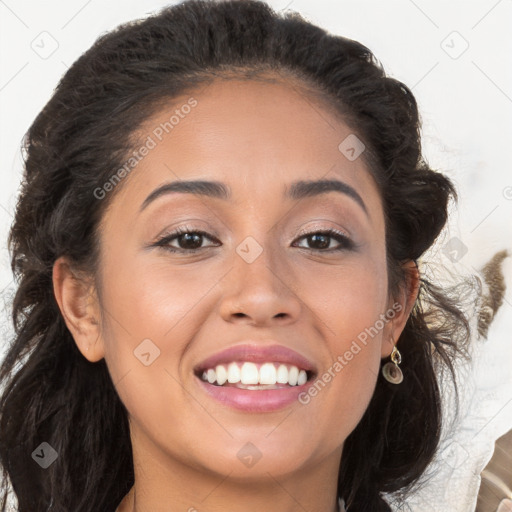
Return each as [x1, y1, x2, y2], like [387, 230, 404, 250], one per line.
[0, 1, 481, 510]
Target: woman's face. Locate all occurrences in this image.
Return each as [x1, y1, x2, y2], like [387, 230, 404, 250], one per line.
[67, 78, 411, 486]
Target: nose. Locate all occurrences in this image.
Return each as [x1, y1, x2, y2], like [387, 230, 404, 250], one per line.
[218, 242, 303, 327]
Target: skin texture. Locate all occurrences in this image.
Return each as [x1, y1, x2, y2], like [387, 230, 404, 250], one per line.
[53, 77, 419, 512]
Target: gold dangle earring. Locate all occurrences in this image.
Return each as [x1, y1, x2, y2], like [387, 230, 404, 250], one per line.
[381, 343, 403, 384]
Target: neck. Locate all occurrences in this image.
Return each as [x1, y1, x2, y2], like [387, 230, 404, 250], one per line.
[117, 490, 343, 512]
[116, 428, 343, 512]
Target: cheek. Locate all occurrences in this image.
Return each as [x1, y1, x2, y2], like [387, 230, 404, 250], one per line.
[97, 256, 216, 451]
[295, 253, 388, 429]
[98, 252, 226, 381]
[298, 249, 389, 341]
[102, 248, 216, 330]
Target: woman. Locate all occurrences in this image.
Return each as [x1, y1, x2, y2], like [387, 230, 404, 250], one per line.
[0, 0, 499, 510]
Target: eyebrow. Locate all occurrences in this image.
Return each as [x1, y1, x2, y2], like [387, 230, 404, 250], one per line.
[140, 178, 368, 216]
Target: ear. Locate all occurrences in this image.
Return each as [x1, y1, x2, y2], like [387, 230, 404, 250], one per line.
[381, 260, 420, 358]
[52, 256, 105, 362]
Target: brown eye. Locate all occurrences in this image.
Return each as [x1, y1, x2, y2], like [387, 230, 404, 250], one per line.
[153, 228, 220, 253]
[293, 229, 355, 251]
[174, 232, 204, 250]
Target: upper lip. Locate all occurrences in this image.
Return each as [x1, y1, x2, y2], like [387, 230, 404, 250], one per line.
[194, 342, 318, 375]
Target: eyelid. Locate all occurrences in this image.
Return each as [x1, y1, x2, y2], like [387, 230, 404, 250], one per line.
[153, 225, 220, 247]
[294, 224, 351, 240]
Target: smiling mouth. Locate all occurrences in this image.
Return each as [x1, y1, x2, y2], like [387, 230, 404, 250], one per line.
[195, 361, 315, 389]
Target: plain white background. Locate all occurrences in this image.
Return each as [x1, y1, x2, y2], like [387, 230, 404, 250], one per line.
[1, 1, 511, 511]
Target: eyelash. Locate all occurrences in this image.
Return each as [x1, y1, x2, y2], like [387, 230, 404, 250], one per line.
[152, 225, 356, 254]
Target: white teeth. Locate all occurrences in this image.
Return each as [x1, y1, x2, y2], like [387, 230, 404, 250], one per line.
[288, 366, 299, 386]
[240, 362, 259, 384]
[297, 369, 307, 386]
[207, 369, 216, 384]
[259, 363, 277, 385]
[215, 365, 228, 385]
[276, 364, 288, 384]
[200, 362, 310, 387]
[227, 362, 241, 383]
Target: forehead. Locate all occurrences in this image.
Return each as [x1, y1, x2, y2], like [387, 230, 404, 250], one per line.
[106, 77, 381, 217]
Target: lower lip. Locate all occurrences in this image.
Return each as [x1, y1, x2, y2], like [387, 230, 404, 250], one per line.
[196, 376, 312, 412]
